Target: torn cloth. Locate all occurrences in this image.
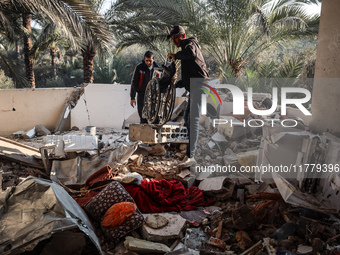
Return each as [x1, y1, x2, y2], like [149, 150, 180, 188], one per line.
[123, 179, 213, 213]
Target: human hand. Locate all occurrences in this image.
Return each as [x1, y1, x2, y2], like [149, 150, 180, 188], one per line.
[167, 53, 175, 60]
[130, 99, 136, 108]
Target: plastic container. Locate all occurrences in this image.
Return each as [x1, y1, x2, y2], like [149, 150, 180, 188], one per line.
[82, 126, 96, 136]
[273, 222, 296, 241]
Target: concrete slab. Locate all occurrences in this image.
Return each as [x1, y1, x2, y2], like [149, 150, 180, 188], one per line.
[124, 236, 171, 254]
[142, 213, 186, 243]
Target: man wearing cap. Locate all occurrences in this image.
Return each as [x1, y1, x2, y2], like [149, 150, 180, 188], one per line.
[167, 25, 209, 167]
[130, 51, 159, 123]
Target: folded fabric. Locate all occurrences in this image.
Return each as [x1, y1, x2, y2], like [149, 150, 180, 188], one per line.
[123, 179, 213, 213]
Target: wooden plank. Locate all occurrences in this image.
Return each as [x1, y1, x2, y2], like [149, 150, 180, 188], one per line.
[0, 137, 43, 169]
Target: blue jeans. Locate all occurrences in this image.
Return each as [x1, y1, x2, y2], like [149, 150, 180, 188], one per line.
[184, 89, 202, 158]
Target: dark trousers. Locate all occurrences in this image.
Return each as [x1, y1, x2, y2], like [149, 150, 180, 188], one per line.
[184, 89, 202, 158]
[137, 93, 147, 124]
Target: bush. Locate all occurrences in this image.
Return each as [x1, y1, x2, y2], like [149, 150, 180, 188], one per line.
[0, 69, 15, 89]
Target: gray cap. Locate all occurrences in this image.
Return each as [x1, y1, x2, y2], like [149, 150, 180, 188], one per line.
[167, 25, 185, 39]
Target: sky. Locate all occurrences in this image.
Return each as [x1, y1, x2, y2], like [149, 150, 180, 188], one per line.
[100, 1, 322, 15]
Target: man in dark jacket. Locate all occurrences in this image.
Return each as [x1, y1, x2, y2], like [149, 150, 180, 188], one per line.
[130, 51, 158, 123]
[167, 25, 209, 167]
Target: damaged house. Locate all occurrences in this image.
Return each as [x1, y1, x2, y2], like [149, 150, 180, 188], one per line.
[1, 1, 340, 255]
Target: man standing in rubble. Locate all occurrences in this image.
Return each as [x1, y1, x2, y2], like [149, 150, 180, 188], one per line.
[167, 25, 209, 167]
[130, 51, 158, 124]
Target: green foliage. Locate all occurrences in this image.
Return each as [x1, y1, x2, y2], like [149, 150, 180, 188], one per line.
[45, 76, 65, 87]
[0, 69, 15, 89]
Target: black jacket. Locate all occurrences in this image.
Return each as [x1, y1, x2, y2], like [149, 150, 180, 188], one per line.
[174, 37, 209, 91]
[130, 60, 159, 99]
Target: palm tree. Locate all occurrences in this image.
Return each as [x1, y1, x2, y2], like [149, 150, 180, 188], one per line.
[0, 0, 112, 87]
[108, 0, 319, 78]
[82, 0, 112, 84]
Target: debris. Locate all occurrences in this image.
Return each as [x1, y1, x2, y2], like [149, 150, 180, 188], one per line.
[0, 177, 103, 254]
[177, 170, 191, 179]
[147, 144, 166, 156]
[22, 127, 36, 139]
[122, 172, 143, 185]
[0, 136, 43, 169]
[198, 177, 235, 200]
[145, 214, 169, 229]
[236, 231, 253, 250]
[142, 213, 186, 243]
[208, 237, 227, 250]
[216, 220, 223, 239]
[232, 205, 256, 230]
[124, 236, 171, 254]
[44, 135, 98, 158]
[239, 240, 262, 255]
[50, 153, 111, 185]
[54, 87, 84, 133]
[273, 222, 296, 241]
[237, 150, 258, 167]
[217, 116, 248, 140]
[170, 98, 188, 121]
[297, 245, 313, 254]
[263, 237, 276, 255]
[129, 124, 188, 143]
[35, 124, 51, 136]
[179, 208, 210, 226]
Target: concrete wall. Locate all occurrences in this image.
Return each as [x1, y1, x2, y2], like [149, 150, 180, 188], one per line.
[0, 88, 75, 135]
[310, 0, 340, 134]
[71, 84, 136, 129]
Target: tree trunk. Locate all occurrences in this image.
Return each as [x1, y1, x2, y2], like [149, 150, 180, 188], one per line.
[50, 47, 58, 78]
[23, 13, 35, 88]
[15, 40, 20, 62]
[82, 46, 96, 83]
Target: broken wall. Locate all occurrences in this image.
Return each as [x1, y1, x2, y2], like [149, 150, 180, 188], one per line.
[71, 84, 136, 129]
[0, 88, 75, 135]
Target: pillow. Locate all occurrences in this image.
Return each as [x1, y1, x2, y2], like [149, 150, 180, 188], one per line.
[102, 202, 137, 228]
[84, 181, 144, 245]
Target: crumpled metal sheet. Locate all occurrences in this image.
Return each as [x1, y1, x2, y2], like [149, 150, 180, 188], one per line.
[50, 142, 141, 186]
[0, 177, 103, 255]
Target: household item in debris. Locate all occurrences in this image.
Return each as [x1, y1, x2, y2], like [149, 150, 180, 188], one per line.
[102, 202, 137, 228]
[276, 251, 296, 255]
[82, 126, 96, 136]
[273, 222, 296, 241]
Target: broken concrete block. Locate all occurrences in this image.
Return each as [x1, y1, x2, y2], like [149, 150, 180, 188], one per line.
[35, 124, 51, 136]
[179, 173, 196, 188]
[12, 130, 26, 138]
[124, 236, 171, 254]
[199, 177, 227, 192]
[198, 177, 235, 201]
[22, 127, 36, 139]
[212, 132, 227, 143]
[208, 237, 226, 250]
[177, 169, 191, 179]
[145, 214, 169, 229]
[217, 116, 247, 140]
[148, 144, 166, 156]
[129, 124, 187, 143]
[142, 213, 186, 243]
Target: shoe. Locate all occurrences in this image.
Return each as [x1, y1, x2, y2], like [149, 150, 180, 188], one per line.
[178, 156, 197, 168]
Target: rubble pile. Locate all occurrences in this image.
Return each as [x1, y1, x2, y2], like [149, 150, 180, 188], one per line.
[1, 118, 340, 255]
